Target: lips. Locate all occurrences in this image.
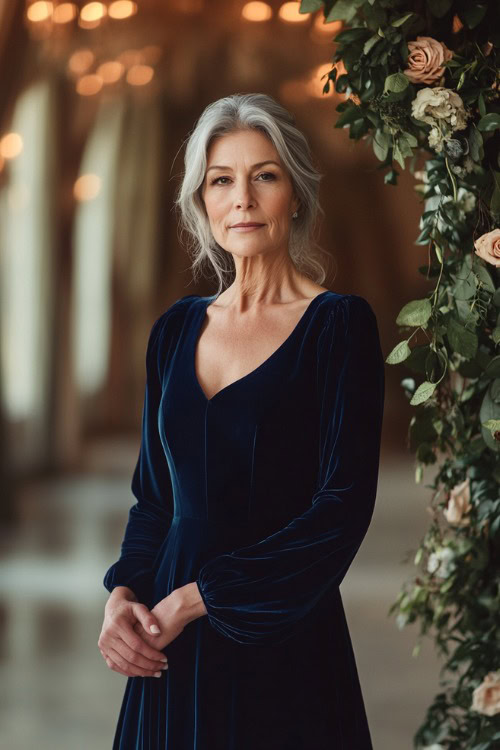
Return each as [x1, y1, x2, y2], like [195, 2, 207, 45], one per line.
[230, 223, 264, 228]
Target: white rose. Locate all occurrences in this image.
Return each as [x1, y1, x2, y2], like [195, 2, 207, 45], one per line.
[471, 671, 500, 717]
[411, 88, 469, 153]
[428, 125, 445, 152]
[427, 546, 456, 578]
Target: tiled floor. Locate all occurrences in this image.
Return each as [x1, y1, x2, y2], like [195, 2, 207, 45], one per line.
[0, 444, 442, 749]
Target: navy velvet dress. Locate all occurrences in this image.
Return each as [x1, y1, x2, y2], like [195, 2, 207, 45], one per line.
[103, 290, 385, 749]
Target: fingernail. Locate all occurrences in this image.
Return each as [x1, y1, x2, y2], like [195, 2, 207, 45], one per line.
[150, 625, 160, 633]
[154, 671, 161, 677]
[161, 656, 168, 662]
[161, 664, 168, 670]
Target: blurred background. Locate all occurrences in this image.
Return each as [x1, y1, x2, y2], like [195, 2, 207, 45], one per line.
[0, 1, 442, 748]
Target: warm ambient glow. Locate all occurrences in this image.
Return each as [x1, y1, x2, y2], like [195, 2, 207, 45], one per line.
[96, 61, 124, 83]
[108, 1, 138, 19]
[74, 174, 101, 201]
[312, 13, 341, 36]
[53, 2, 77, 23]
[310, 15, 342, 45]
[241, 2, 272, 22]
[116, 48, 144, 67]
[126, 64, 154, 86]
[26, 1, 53, 22]
[278, 2, 309, 23]
[68, 48, 95, 75]
[80, 2, 107, 22]
[0, 133, 24, 160]
[142, 45, 163, 63]
[307, 63, 336, 98]
[76, 74, 103, 95]
[172, 0, 204, 12]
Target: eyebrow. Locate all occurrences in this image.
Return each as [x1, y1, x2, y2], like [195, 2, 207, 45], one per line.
[206, 160, 282, 173]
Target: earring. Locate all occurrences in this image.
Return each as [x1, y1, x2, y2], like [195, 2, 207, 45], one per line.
[292, 211, 298, 219]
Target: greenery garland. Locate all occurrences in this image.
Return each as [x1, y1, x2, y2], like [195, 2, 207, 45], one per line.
[298, 0, 500, 747]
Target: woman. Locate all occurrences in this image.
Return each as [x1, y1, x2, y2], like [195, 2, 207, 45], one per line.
[99, 92, 385, 749]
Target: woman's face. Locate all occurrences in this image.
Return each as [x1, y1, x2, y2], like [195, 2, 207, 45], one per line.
[200, 129, 299, 258]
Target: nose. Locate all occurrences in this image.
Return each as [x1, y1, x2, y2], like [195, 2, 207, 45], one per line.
[234, 179, 255, 210]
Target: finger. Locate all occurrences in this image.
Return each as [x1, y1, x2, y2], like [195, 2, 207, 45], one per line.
[120, 625, 168, 663]
[100, 639, 167, 677]
[109, 635, 168, 672]
[104, 655, 131, 678]
[106, 645, 165, 678]
[132, 602, 163, 636]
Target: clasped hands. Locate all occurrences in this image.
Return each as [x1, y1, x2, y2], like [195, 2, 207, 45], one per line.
[98, 582, 207, 679]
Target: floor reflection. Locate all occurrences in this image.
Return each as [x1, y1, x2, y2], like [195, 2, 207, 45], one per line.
[0, 444, 440, 749]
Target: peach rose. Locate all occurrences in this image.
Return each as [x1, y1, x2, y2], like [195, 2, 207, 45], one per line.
[471, 671, 500, 717]
[474, 229, 500, 268]
[404, 36, 454, 85]
[443, 477, 471, 527]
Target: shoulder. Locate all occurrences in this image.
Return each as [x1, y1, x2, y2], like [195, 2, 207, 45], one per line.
[149, 294, 201, 340]
[318, 292, 377, 327]
[317, 294, 381, 361]
[143, 294, 202, 364]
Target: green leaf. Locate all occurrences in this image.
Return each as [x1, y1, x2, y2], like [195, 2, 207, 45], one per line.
[398, 136, 414, 158]
[299, 0, 323, 12]
[384, 72, 409, 94]
[401, 132, 418, 148]
[453, 266, 477, 300]
[482, 418, 500, 433]
[386, 340, 412, 364]
[396, 298, 432, 327]
[325, 0, 363, 23]
[363, 34, 382, 55]
[333, 27, 370, 44]
[477, 113, 500, 132]
[427, 0, 453, 18]
[447, 317, 478, 359]
[391, 12, 416, 27]
[491, 173, 500, 218]
[460, 4, 488, 29]
[393, 140, 405, 169]
[391, 13, 417, 26]
[475, 264, 495, 293]
[410, 380, 437, 405]
[478, 91, 486, 118]
[484, 356, 500, 378]
[335, 105, 364, 128]
[468, 125, 483, 162]
[372, 130, 390, 161]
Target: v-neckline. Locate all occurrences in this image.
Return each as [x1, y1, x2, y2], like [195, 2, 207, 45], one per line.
[191, 291, 330, 404]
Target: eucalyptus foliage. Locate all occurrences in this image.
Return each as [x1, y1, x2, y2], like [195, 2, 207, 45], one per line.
[299, 0, 500, 747]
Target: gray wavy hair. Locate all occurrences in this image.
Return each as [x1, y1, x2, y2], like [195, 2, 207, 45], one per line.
[174, 92, 331, 293]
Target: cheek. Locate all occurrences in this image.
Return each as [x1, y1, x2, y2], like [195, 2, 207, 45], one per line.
[266, 191, 293, 217]
[204, 195, 229, 223]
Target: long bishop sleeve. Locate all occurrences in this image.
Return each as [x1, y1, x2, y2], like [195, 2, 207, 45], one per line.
[196, 294, 385, 646]
[103, 313, 174, 604]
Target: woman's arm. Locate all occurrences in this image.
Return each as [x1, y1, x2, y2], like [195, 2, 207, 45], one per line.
[103, 311, 176, 605]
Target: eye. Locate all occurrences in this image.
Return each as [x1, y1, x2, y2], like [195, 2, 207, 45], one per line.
[210, 176, 230, 185]
[209, 172, 277, 186]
